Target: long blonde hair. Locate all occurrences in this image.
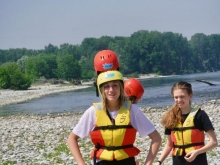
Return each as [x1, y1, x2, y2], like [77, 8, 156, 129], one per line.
[161, 81, 193, 129]
[100, 80, 129, 110]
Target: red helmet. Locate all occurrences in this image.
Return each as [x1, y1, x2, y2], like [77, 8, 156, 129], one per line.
[94, 50, 119, 74]
[124, 78, 144, 99]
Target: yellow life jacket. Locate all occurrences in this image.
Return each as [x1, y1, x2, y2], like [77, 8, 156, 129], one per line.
[90, 101, 140, 161]
[171, 108, 205, 156]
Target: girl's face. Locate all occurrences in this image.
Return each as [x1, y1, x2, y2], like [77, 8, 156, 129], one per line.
[103, 81, 120, 102]
[173, 89, 192, 110]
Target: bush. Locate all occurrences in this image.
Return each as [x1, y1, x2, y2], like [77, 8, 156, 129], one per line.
[0, 62, 32, 90]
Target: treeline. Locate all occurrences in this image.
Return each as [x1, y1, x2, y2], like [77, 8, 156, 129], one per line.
[0, 30, 220, 89]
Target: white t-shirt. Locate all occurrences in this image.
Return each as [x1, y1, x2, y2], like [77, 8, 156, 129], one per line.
[73, 104, 156, 138]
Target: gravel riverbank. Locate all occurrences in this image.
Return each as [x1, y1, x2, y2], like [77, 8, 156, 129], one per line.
[0, 100, 219, 165]
[0, 83, 91, 107]
[0, 73, 159, 107]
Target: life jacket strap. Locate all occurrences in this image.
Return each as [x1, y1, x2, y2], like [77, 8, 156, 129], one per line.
[95, 144, 134, 151]
[173, 142, 204, 149]
[93, 125, 133, 131]
[172, 126, 196, 131]
[93, 144, 134, 165]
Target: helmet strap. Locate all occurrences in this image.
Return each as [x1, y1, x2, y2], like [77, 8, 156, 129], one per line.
[94, 80, 99, 97]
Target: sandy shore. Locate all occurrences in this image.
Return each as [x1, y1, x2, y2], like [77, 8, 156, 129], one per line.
[0, 83, 91, 107]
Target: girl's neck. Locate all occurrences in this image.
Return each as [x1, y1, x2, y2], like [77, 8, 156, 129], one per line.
[106, 101, 120, 112]
[181, 106, 191, 114]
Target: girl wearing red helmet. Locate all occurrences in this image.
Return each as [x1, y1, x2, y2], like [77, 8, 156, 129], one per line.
[93, 50, 120, 97]
[124, 78, 144, 165]
[124, 78, 144, 104]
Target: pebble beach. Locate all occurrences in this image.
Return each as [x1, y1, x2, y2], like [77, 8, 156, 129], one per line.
[0, 83, 219, 165]
[0, 83, 91, 107]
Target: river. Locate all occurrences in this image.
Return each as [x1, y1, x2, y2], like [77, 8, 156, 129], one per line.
[0, 72, 220, 116]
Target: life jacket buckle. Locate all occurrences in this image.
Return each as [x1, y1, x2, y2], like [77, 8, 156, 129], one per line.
[108, 125, 117, 129]
[106, 146, 117, 151]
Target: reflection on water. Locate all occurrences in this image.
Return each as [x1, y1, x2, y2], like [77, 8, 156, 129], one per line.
[0, 72, 220, 116]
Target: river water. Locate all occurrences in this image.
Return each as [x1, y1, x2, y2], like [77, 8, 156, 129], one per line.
[0, 72, 220, 116]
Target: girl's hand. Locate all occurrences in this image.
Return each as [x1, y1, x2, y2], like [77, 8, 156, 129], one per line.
[184, 150, 199, 162]
[135, 157, 139, 165]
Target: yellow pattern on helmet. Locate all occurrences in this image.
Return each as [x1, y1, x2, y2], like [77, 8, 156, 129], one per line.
[97, 70, 124, 93]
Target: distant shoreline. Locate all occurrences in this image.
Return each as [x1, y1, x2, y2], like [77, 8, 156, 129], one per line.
[0, 83, 91, 107]
[0, 74, 163, 107]
[137, 74, 176, 79]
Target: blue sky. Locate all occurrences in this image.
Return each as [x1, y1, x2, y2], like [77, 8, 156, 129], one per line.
[0, 0, 219, 50]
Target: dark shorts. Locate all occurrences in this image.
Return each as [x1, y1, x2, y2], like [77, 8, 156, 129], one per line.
[96, 157, 135, 165]
[172, 153, 208, 165]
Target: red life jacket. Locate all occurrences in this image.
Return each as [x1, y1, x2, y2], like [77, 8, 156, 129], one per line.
[90, 101, 140, 161]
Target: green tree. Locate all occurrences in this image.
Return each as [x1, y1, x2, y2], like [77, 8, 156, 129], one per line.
[206, 34, 220, 71]
[57, 55, 81, 80]
[0, 62, 31, 90]
[79, 56, 94, 79]
[44, 44, 58, 54]
[25, 56, 49, 80]
[17, 55, 29, 72]
[42, 54, 58, 79]
[189, 33, 209, 72]
[0, 49, 6, 64]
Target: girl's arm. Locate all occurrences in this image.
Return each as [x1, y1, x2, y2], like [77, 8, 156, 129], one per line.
[67, 132, 86, 165]
[156, 135, 173, 165]
[200, 130, 218, 152]
[184, 129, 218, 162]
[144, 130, 162, 165]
